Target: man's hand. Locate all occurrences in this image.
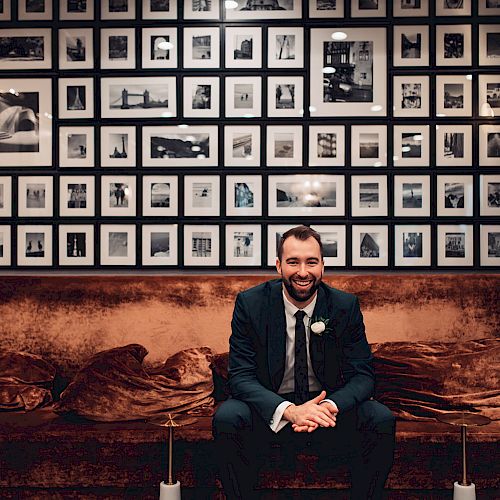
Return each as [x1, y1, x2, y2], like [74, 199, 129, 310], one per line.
[283, 391, 338, 433]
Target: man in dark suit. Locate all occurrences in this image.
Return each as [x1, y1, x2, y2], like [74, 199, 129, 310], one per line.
[213, 226, 395, 499]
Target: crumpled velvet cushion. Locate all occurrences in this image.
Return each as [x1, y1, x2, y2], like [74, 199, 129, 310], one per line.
[53, 344, 215, 422]
[0, 351, 56, 411]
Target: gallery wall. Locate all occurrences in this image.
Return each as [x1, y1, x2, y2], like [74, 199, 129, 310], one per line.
[0, 0, 499, 270]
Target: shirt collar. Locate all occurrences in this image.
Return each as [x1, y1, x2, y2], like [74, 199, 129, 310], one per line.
[282, 287, 318, 319]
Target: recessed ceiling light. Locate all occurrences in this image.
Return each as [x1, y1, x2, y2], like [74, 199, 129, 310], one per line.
[331, 32, 347, 41]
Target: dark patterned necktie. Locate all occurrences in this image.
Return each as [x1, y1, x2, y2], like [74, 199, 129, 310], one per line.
[294, 310, 308, 405]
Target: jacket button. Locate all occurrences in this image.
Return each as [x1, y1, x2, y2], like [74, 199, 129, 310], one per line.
[270, 419, 274, 424]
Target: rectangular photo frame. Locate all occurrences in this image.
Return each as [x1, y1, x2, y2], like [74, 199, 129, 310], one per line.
[393, 76, 429, 117]
[394, 175, 431, 217]
[142, 224, 178, 266]
[436, 0, 471, 16]
[0, 29, 52, 70]
[225, 224, 261, 267]
[393, 125, 430, 167]
[100, 224, 136, 266]
[479, 125, 500, 166]
[18, 0, 52, 20]
[142, 0, 177, 19]
[310, 224, 346, 267]
[436, 174, 474, 217]
[309, 0, 344, 18]
[59, 175, 95, 217]
[267, 27, 304, 68]
[267, 76, 303, 118]
[224, 125, 261, 167]
[58, 78, 94, 119]
[17, 224, 52, 266]
[352, 224, 389, 267]
[59, 0, 94, 20]
[308, 125, 345, 167]
[436, 74, 472, 117]
[183, 224, 219, 266]
[183, 0, 219, 19]
[58, 28, 93, 70]
[437, 224, 473, 266]
[101, 0, 135, 20]
[59, 224, 94, 266]
[226, 175, 262, 217]
[18, 175, 53, 217]
[100, 28, 136, 70]
[0, 225, 11, 266]
[59, 126, 95, 168]
[0, 176, 12, 217]
[436, 24, 472, 66]
[435, 124, 472, 167]
[394, 225, 431, 267]
[393, 25, 429, 67]
[225, 27, 262, 69]
[0, 1, 11, 21]
[183, 76, 220, 118]
[480, 174, 500, 216]
[184, 175, 220, 217]
[479, 74, 500, 117]
[100, 126, 136, 168]
[225, 76, 262, 118]
[480, 225, 500, 267]
[142, 175, 178, 216]
[141, 27, 178, 69]
[479, 0, 500, 16]
[183, 27, 220, 69]
[266, 125, 302, 167]
[351, 175, 388, 217]
[393, 0, 428, 16]
[225, 0, 301, 20]
[351, 125, 387, 167]
[351, 0, 386, 17]
[101, 175, 137, 217]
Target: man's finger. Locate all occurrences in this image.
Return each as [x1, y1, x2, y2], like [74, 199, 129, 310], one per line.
[310, 390, 327, 403]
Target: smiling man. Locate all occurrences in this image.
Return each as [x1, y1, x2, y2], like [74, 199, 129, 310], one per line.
[213, 225, 395, 499]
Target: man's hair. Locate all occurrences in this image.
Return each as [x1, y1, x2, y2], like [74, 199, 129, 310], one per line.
[277, 225, 323, 261]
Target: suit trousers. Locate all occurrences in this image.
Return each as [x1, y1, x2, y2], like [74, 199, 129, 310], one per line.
[212, 394, 396, 500]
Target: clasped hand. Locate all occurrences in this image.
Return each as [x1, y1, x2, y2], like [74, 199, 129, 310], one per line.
[283, 390, 338, 433]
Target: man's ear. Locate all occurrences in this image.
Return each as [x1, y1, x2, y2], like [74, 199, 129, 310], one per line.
[276, 258, 282, 275]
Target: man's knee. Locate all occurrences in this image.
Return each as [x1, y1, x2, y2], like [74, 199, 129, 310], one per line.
[357, 400, 396, 435]
[212, 398, 253, 436]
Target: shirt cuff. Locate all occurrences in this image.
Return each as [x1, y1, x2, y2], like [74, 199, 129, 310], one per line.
[320, 398, 339, 413]
[269, 400, 294, 433]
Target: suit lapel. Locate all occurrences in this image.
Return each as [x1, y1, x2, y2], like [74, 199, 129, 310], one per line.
[309, 285, 328, 383]
[267, 281, 287, 392]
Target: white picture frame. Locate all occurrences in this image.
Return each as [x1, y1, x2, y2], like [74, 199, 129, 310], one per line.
[18, 176, 53, 217]
[308, 125, 345, 167]
[351, 225, 389, 267]
[58, 28, 93, 70]
[225, 76, 262, 118]
[142, 224, 178, 266]
[18, 0, 52, 20]
[0, 225, 11, 266]
[394, 225, 431, 267]
[351, 125, 387, 167]
[100, 28, 136, 70]
[436, 175, 474, 217]
[100, 126, 136, 168]
[436, 0, 471, 16]
[435, 124, 472, 167]
[59, 0, 94, 20]
[393, 0, 428, 16]
[435, 24, 472, 67]
[0, 176, 12, 217]
[58, 78, 94, 119]
[224, 125, 261, 167]
[436, 74, 472, 117]
[59, 175, 95, 217]
[101, 0, 135, 20]
[58, 224, 94, 266]
[183, 225, 219, 266]
[17, 225, 52, 266]
[351, 175, 388, 217]
[437, 224, 473, 266]
[393, 25, 429, 67]
[226, 175, 262, 217]
[267, 76, 303, 118]
[225, 224, 261, 267]
[351, 0, 385, 17]
[480, 225, 500, 266]
[479, 125, 500, 166]
[101, 175, 137, 217]
[142, 175, 178, 217]
[59, 126, 95, 168]
[267, 224, 296, 266]
[266, 125, 303, 167]
[393, 125, 430, 167]
[392, 75, 430, 117]
[0, 0, 11, 20]
[225, 26, 262, 69]
[267, 27, 304, 68]
[225, 0, 301, 19]
[480, 175, 500, 216]
[183, 27, 220, 69]
[479, 25, 500, 66]
[183, 0, 219, 19]
[100, 224, 136, 266]
[0, 29, 52, 70]
[479, 0, 500, 16]
[310, 224, 346, 267]
[394, 175, 431, 217]
[309, 0, 344, 18]
[184, 175, 220, 217]
[141, 27, 178, 69]
[183, 76, 219, 118]
[142, 0, 177, 19]
[479, 74, 500, 117]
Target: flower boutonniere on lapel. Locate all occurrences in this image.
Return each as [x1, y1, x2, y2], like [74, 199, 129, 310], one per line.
[309, 316, 333, 337]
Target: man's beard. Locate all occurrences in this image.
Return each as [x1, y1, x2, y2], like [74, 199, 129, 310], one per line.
[282, 273, 322, 302]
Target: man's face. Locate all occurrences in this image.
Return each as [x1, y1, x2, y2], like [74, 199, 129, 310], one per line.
[276, 236, 324, 305]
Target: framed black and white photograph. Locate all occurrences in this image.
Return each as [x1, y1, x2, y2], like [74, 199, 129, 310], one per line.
[226, 175, 262, 216]
[100, 126, 136, 168]
[479, 125, 500, 166]
[101, 77, 177, 119]
[268, 174, 345, 216]
[58, 224, 94, 266]
[436, 25, 472, 66]
[437, 224, 473, 266]
[18, 0, 52, 20]
[392, 76, 429, 117]
[479, 25, 500, 66]
[183, 76, 219, 118]
[142, 0, 177, 19]
[183, 224, 219, 266]
[225, 26, 262, 69]
[225, 0, 301, 20]
[479, 0, 500, 16]
[183, 27, 220, 69]
[17, 225, 52, 266]
[479, 74, 500, 117]
[480, 225, 500, 266]
[58, 78, 94, 119]
[351, 0, 386, 17]
[351, 175, 388, 217]
[267, 27, 304, 68]
[266, 125, 302, 167]
[141, 27, 177, 69]
[0, 0, 11, 20]
[101, 0, 135, 20]
[59, 175, 95, 217]
[142, 175, 178, 216]
[351, 125, 387, 167]
[59, 0, 94, 20]
[0, 225, 11, 266]
[0, 79, 52, 167]
[225, 224, 261, 267]
[310, 224, 346, 267]
[393, 0, 428, 16]
[100, 28, 135, 70]
[224, 125, 260, 167]
[436, 75, 472, 117]
[142, 125, 218, 167]
[58, 28, 93, 70]
[310, 28, 387, 117]
[59, 126, 94, 168]
[437, 175, 473, 217]
[393, 125, 430, 167]
[225, 76, 262, 118]
[0, 29, 52, 70]
[436, 0, 471, 16]
[18, 176, 53, 217]
[184, 175, 220, 217]
[100, 224, 136, 266]
[0, 176, 11, 217]
[267, 76, 303, 118]
[435, 124, 472, 167]
[394, 225, 431, 267]
[142, 224, 178, 266]
[309, 0, 344, 18]
[266, 223, 296, 266]
[183, 0, 219, 19]
[308, 125, 345, 167]
[393, 175, 430, 217]
[393, 25, 429, 67]
[480, 175, 500, 216]
[351, 225, 388, 267]
[101, 176, 137, 217]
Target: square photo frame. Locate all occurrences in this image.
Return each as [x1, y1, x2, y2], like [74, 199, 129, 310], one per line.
[59, 0, 94, 20]
[267, 76, 303, 118]
[437, 224, 473, 266]
[100, 28, 136, 70]
[479, 125, 500, 166]
[267, 224, 296, 266]
[183, 0, 219, 19]
[435, 25, 472, 66]
[225, 76, 262, 118]
[142, 125, 218, 167]
[183, 224, 219, 266]
[480, 175, 500, 216]
[479, 0, 500, 16]
[351, 225, 389, 267]
[58, 224, 94, 266]
[141, 27, 178, 69]
[58, 28, 93, 70]
[436, 75, 472, 117]
[101, 175, 137, 217]
[268, 174, 345, 217]
[394, 175, 431, 217]
[308, 125, 345, 167]
[267, 27, 304, 68]
[393, 25, 429, 67]
[436, 175, 474, 217]
[184, 175, 220, 217]
[100, 126, 136, 168]
[59, 126, 94, 168]
[310, 28, 387, 117]
[142, 175, 178, 216]
[225, 26, 262, 69]
[0, 225, 11, 266]
[183, 27, 220, 69]
[393, 76, 429, 117]
[18, 0, 52, 20]
[393, 125, 430, 167]
[0, 29, 52, 70]
[436, 0, 471, 16]
[393, 0, 428, 16]
[183, 76, 219, 118]
[479, 74, 500, 117]
[100, 224, 136, 266]
[0, 1, 11, 20]
[266, 125, 303, 167]
[351, 175, 388, 217]
[435, 124, 472, 167]
[59, 175, 95, 217]
[351, 125, 387, 167]
[226, 175, 262, 217]
[224, 125, 261, 167]
[101, 0, 135, 20]
[394, 225, 431, 267]
[310, 224, 346, 267]
[142, 0, 177, 19]
[480, 225, 500, 266]
[0, 176, 12, 217]
[142, 224, 178, 266]
[58, 78, 94, 119]
[225, 224, 261, 267]
[225, 0, 301, 19]
[18, 176, 53, 217]
[309, 0, 344, 18]
[17, 225, 52, 266]
[351, 0, 386, 17]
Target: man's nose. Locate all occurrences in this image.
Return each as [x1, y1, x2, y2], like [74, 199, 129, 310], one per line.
[297, 263, 308, 276]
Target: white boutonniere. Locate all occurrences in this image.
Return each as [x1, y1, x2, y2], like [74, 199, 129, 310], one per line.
[309, 317, 333, 336]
